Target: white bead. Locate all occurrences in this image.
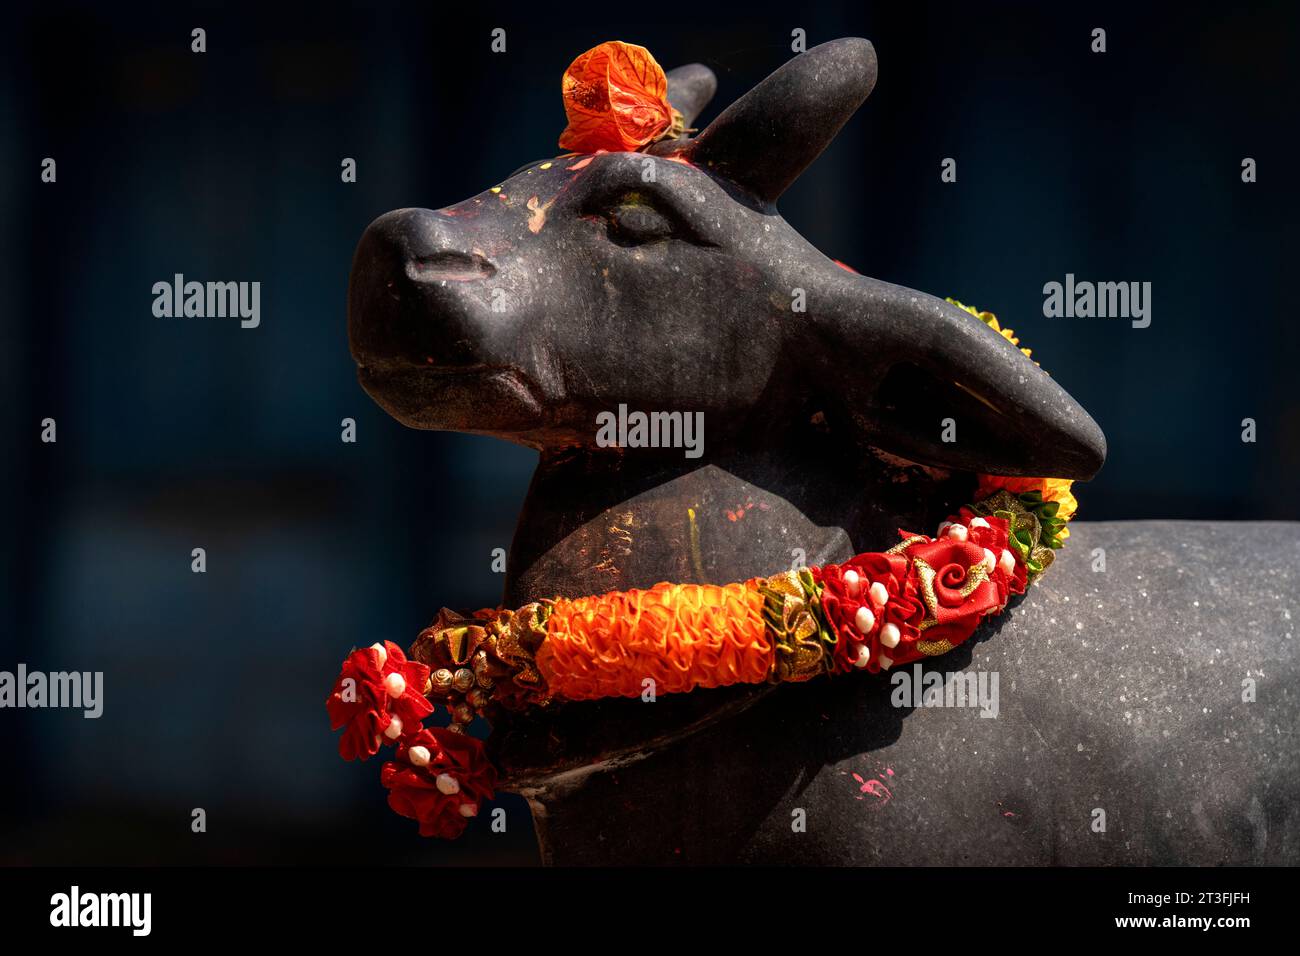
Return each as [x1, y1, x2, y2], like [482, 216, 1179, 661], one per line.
[458, 803, 477, 817]
[384, 716, 403, 740]
[969, 517, 990, 530]
[370, 642, 387, 667]
[408, 745, 431, 767]
[868, 581, 889, 608]
[946, 523, 968, 542]
[999, 549, 1016, 575]
[982, 548, 997, 573]
[854, 606, 875, 635]
[852, 643, 871, 668]
[436, 773, 460, 795]
[384, 672, 406, 698]
[880, 623, 901, 649]
[936, 521, 952, 538]
[879, 655, 894, 670]
[843, 568, 861, 597]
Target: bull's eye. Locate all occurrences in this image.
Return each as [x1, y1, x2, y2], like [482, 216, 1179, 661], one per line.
[606, 202, 675, 246]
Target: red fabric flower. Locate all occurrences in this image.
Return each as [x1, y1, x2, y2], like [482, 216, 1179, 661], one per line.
[945, 510, 1028, 606]
[877, 577, 927, 664]
[882, 531, 1003, 662]
[816, 552, 921, 675]
[326, 641, 433, 761]
[904, 535, 999, 609]
[818, 523, 1030, 674]
[381, 728, 498, 839]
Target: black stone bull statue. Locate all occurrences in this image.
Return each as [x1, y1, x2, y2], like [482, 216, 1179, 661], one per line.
[347, 39, 1299, 864]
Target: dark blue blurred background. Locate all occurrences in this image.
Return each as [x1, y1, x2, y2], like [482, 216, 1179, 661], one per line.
[3, 0, 1296, 864]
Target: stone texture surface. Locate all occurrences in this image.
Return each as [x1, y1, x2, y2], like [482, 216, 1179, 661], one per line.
[523, 521, 1300, 865]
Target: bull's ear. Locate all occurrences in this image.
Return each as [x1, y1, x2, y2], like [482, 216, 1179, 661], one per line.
[685, 38, 877, 204]
[665, 63, 717, 129]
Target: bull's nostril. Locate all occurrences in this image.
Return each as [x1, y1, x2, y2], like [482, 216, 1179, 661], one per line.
[407, 252, 496, 283]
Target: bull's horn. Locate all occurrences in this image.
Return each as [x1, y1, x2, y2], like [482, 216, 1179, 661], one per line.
[685, 38, 877, 205]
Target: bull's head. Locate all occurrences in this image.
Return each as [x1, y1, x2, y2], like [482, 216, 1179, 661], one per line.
[348, 35, 1103, 515]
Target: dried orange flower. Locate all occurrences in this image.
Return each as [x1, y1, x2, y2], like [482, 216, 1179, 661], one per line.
[558, 41, 680, 153]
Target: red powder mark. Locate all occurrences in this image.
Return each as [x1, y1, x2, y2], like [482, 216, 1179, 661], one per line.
[885, 768, 894, 777]
[851, 772, 892, 805]
[1003, 811, 1017, 818]
[662, 152, 693, 166]
[726, 501, 760, 522]
[833, 259, 859, 274]
[425, 357, 434, 364]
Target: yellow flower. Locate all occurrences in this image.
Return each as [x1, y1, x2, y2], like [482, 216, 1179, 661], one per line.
[947, 298, 1033, 360]
[975, 475, 1077, 540]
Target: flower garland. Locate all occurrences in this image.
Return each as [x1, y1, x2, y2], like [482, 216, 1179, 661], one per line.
[326, 44, 1083, 840]
[328, 469, 1075, 839]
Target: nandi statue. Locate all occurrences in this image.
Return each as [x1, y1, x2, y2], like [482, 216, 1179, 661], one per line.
[340, 38, 1297, 865]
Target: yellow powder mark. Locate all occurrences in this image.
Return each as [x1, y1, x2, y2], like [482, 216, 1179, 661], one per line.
[489, 186, 502, 194]
[687, 507, 705, 582]
[539, 162, 553, 170]
[609, 514, 634, 547]
[526, 195, 553, 234]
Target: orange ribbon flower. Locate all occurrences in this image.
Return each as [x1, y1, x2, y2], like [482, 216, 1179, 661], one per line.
[558, 41, 678, 153]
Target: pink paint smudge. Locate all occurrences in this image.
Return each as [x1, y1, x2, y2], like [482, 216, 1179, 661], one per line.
[852, 772, 892, 805]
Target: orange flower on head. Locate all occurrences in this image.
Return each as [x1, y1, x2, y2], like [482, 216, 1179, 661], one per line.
[558, 41, 680, 153]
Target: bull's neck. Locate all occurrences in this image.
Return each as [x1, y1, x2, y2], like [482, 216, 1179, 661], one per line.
[501, 428, 965, 607]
